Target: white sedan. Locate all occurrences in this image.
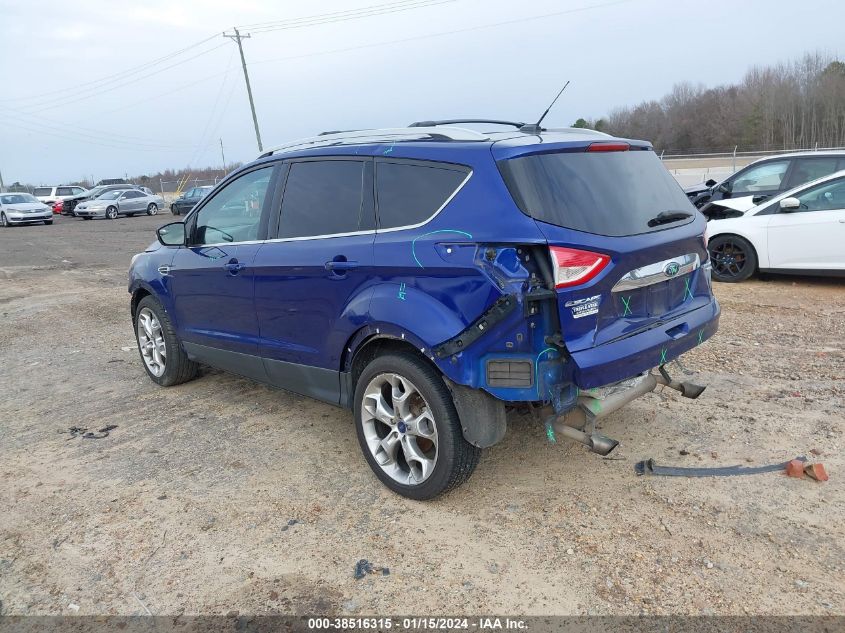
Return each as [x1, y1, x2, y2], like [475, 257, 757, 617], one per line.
[0, 193, 54, 227]
[706, 170, 845, 282]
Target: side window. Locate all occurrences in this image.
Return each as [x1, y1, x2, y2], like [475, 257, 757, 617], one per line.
[376, 161, 468, 229]
[730, 160, 790, 194]
[193, 167, 273, 245]
[278, 160, 368, 238]
[785, 158, 838, 189]
[56, 187, 74, 196]
[188, 188, 199, 198]
[73, 187, 85, 195]
[792, 178, 845, 212]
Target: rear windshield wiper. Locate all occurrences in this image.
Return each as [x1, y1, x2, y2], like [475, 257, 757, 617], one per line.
[647, 210, 693, 228]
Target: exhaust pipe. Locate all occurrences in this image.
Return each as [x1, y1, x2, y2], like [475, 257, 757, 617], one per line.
[549, 366, 706, 454]
[655, 366, 706, 399]
[553, 424, 619, 456]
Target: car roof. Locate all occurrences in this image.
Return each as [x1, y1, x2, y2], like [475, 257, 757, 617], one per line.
[749, 150, 845, 165]
[252, 125, 646, 167]
[749, 168, 845, 213]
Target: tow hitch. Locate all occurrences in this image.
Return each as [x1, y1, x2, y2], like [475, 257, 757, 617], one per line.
[549, 365, 706, 455]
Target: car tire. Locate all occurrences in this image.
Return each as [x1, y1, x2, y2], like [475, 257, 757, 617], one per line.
[134, 295, 198, 387]
[708, 234, 757, 283]
[353, 351, 481, 500]
[147, 203, 158, 216]
[0, 213, 9, 227]
[106, 206, 118, 220]
[171, 206, 180, 216]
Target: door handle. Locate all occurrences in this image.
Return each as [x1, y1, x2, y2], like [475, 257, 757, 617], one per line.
[325, 260, 359, 271]
[224, 259, 246, 274]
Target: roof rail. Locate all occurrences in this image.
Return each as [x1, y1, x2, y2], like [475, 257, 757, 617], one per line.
[410, 118, 525, 129]
[260, 126, 489, 158]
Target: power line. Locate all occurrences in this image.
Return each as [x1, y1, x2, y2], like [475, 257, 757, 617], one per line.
[19, 42, 229, 113]
[249, 0, 632, 69]
[245, 0, 454, 34]
[0, 104, 194, 148]
[0, 34, 221, 105]
[237, 0, 449, 30]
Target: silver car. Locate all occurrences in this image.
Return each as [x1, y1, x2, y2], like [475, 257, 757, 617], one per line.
[74, 189, 162, 220]
[0, 193, 54, 226]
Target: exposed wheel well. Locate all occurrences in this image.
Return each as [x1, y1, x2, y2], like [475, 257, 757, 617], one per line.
[349, 336, 439, 389]
[131, 288, 151, 320]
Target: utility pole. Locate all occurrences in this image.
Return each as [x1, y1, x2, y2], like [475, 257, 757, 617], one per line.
[0, 168, 5, 192]
[220, 138, 227, 173]
[223, 28, 263, 153]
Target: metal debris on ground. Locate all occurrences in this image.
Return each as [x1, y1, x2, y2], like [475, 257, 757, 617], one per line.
[636, 456, 806, 477]
[353, 559, 390, 579]
[62, 425, 118, 440]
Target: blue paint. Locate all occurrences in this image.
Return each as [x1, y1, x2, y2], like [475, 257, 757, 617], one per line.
[129, 128, 720, 409]
[411, 229, 473, 268]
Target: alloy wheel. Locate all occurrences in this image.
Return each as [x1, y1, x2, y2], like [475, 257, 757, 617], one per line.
[136, 307, 166, 377]
[710, 239, 748, 280]
[361, 372, 439, 485]
[147, 204, 158, 216]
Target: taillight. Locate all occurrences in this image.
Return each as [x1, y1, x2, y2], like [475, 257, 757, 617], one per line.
[586, 142, 630, 152]
[549, 246, 610, 288]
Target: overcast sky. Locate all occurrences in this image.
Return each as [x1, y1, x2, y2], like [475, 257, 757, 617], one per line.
[1, 0, 843, 185]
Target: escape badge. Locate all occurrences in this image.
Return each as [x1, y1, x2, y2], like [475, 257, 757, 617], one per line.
[564, 294, 601, 319]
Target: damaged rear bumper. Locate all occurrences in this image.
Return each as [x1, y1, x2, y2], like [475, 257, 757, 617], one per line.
[567, 299, 720, 389]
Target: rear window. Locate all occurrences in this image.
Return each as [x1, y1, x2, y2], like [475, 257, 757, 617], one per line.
[33, 187, 52, 196]
[279, 160, 370, 238]
[376, 161, 468, 229]
[499, 149, 696, 236]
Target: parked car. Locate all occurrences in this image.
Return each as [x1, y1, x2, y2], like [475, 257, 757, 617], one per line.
[685, 151, 845, 211]
[706, 170, 845, 282]
[0, 193, 53, 226]
[61, 183, 147, 215]
[32, 185, 88, 204]
[128, 123, 719, 499]
[170, 186, 213, 215]
[75, 189, 161, 219]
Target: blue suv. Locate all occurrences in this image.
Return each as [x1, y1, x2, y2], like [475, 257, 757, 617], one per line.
[129, 122, 720, 499]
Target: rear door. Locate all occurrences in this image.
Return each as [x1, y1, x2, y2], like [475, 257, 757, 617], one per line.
[497, 144, 711, 359]
[253, 157, 375, 404]
[766, 176, 845, 270]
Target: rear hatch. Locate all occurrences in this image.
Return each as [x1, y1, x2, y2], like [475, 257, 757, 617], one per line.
[496, 140, 716, 387]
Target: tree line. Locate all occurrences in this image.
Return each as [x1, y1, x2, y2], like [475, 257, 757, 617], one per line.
[572, 53, 845, 154]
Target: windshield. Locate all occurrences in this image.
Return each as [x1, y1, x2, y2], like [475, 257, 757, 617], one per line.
[499, 149, 696, 236]
[1, 194, 38, 204]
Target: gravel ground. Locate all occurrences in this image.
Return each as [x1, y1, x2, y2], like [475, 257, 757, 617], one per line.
[0, 213, 843, 616]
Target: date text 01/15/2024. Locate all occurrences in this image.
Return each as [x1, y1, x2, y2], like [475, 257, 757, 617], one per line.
[307, 617, 528, 630]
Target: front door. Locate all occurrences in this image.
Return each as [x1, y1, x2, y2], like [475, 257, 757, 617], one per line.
[254, 158, 375, 404]
[169, 165, 278, 380]
[767, 176, 845, 270]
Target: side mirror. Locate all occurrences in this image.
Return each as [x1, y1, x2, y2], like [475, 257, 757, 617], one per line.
[779, 197, 800, 211]
[717, 182, 731, 194]
[705, 179, 717, 187]
[752, 194, 768, 204]
[157, 221, 186, 246]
